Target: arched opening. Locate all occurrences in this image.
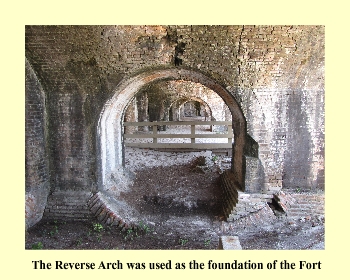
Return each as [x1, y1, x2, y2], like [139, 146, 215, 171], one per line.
[96, 67, 246, 224]
[169, 97, 213, 121]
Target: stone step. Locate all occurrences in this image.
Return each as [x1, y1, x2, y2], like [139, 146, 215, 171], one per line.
[218, 236, 242, 250]
[43, 190, 94, 220]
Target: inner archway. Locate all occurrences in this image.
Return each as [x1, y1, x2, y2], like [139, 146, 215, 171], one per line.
[170, 97, 213, 121]
[97, 67, 246, 198]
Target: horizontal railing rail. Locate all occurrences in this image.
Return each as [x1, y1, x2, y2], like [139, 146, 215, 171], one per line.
[124, 121, 233, 149]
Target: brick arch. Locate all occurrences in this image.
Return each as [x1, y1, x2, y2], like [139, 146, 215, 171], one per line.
[168, 96, 214, 120]
[97, 67, 246, 191]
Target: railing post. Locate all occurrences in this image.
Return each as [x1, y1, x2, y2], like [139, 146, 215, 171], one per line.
[153, 124, 158, 143]
[228, 124, 233, 145]
[191, 124, 195, 144]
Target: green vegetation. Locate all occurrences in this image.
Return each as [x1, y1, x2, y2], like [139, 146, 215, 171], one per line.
[31, 242, 44, 249]
[138, 221, 152, 234]
[76, 237, 83, 246]
[124, 228, 136, 241]
[204, 239, 211, 247]
[179, 238, 188, 246]
[49, 225, 58, 236]
[93, 223, 104, 233]
[122, 221, 154, 241]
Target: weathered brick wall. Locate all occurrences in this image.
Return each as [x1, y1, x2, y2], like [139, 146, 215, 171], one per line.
[43, 190, 94, 220]
[289, 193, 325, 218]
[25, 25, 325, 224]
[274, 191, 325, 219]
[25, 58, 50, 229]
[173, 25, 325, 190]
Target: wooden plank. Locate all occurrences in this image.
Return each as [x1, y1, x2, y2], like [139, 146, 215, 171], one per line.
[124, 121, 232, 126]
[125, 143, 233, 149]
[228, 125, 233, 144]
[152, 125, 157, 143]
[191, 125, 195, 144]
[124, 133, 233, 139]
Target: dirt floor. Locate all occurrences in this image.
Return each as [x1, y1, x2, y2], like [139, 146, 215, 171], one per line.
[25, 125, 325, 250]
[25, 151, 325, 250]
[25, 215, 324, 250]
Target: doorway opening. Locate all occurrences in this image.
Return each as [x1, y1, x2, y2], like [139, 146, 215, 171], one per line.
[96, 67, 247, 227]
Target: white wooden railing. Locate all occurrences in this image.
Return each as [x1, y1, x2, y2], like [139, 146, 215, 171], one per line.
[124, 121, 233, 149]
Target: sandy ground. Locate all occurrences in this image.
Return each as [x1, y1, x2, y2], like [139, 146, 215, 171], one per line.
[124, 117, 232, 171]
[25, 120, 324, 250]
[121, 121, 324, 250]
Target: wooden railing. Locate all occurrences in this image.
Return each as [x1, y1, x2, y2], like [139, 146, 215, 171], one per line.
[124, 121, 233, 149]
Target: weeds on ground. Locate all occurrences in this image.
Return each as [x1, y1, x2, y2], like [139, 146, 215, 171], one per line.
[122, 221, 154, 241]
[179, 238, 188, 246]
[91, 223, 105, 242]
[32, 242, 44, 249]
[138, 221, 152, 234]
[93, 223, 104, 233]
[49, 225, 59, 236]
[47, 220, 66, 237]
[204, 239, 211, 247]
[124, 228, 136, 241]
[76, 237, 83, 246]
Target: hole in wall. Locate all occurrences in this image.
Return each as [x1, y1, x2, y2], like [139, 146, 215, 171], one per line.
[267, 198, 286, 217]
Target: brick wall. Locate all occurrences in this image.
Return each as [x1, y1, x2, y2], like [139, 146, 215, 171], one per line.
[274, 191, 325, 219]
[25, 58, 50, 229]
[25, 25, 325, 225]
[43, 190, 94, 221]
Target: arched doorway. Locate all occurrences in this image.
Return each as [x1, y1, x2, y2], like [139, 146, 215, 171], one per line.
[169, 97, 213, 121]
[97, 67, 246, 195]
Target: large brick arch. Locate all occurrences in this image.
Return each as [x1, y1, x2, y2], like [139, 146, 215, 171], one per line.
[97, 67, 246, 191]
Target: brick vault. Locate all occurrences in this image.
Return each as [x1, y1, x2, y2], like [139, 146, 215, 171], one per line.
[25, 25, 325, 229]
